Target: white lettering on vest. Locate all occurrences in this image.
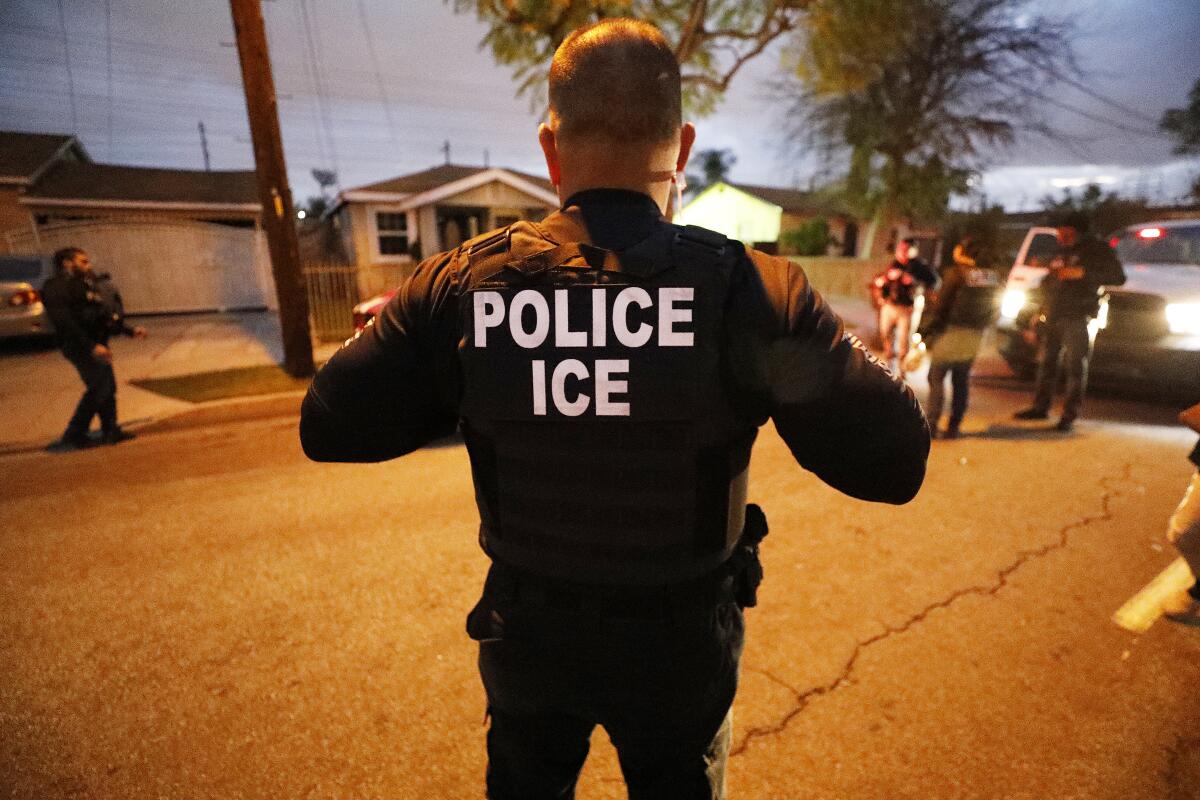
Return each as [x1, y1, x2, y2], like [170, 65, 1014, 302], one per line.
[591, 288, 607, 347]
[473, 291, 505, 347]
[612, 287, 653, 347]
[551, 359, 589, 416]
[531, 360, 547, 415]
[658, 287, 694, 346]
[594, 359, 630, 416]
[554, 289, 587, 347]
[509, 290, 550, 349]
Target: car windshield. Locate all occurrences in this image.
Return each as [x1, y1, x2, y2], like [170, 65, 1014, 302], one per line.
[1022, 232, 1060, 267]
[1116, 225, 1200, 265]
[0, 257, 44, 283]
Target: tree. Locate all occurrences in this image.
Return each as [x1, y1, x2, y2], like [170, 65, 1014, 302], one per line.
[686, 147, 737, 192]
[1160, 78, 1200, 201]
[1160, 78, 1200, 155]
[447, 0, 811, 114]
[784, 0, 1076, 252]
[1039, 184, 1152, 237]
[781, 217, 833, 255]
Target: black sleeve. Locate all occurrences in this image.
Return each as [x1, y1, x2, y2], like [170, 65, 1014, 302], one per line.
[1086, 239, 1126, 288]
[300, 250, 463, 462]
[912, 259, 939, 289]
[917, 268, 961, 339]
[738, 250, 930, 504]
[41, 277, 94, 354]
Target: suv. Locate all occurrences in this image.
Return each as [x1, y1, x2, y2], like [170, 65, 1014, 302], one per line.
[0, 254, 54, 340]
[996, 221, 1200, 391]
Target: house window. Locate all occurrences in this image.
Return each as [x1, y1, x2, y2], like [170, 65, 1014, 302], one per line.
[376, 212, 409, 256]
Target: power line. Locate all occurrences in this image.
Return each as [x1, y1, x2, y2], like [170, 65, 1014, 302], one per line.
[298, 0, 340, 181]
[104, 0, 114, 158]
[355, 0, 401, 154]
[992, 73, 1167, 139]
[54, 0, 77, 132]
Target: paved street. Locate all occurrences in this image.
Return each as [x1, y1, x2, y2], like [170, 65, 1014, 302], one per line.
[2, 348, 1198, 799]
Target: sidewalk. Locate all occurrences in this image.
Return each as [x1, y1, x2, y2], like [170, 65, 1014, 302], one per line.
[0, 295, 876, 454]
[0, 311, 340, 453]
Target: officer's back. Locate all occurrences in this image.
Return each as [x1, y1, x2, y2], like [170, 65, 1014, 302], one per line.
[300, 18, 928, 799]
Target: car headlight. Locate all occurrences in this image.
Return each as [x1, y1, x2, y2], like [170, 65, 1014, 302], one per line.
[1166, 303, 1200, 336]
[1000, 289, 1027, 320]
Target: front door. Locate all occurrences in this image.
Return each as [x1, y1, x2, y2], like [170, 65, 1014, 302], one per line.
[437, 206, 487, 251]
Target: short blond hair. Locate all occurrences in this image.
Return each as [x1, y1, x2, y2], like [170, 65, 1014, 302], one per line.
[548, 19, 682, 144]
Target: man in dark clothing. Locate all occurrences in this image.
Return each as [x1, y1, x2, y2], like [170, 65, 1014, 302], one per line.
[41, 247, 145, 450]
[1014, 215, 1125, 431]
[872, 237, 938, 376]
[301, 19, 929, 799]
[916, 257, 1000, 438]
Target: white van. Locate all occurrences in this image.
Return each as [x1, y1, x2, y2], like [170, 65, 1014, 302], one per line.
[995, 220, 1200, 391]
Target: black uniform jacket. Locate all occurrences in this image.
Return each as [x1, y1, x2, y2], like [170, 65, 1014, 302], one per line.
[1042, 235, 1126, 320]
[41, 270, 107, 358]
[301, 189, 929, 505]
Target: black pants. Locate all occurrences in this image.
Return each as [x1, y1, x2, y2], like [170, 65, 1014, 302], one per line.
[474, 566, 744, 799]
[1032, 316, 1092, 421]
[65, 351, 118, 437]
[926, 360, 972, 432]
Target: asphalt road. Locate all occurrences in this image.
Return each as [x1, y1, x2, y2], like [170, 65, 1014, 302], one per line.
[2, 353, 1198, 799]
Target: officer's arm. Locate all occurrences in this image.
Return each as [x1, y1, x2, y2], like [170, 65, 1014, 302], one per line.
[916, 268, 959, 340]
[1090, 241, 1126, 288]
[42, 279, 93, 354]
[748, 253, 930, 504]
[300, 252, 461, 463]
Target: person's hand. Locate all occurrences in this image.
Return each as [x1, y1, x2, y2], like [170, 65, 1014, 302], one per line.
[92, 343, 113, 364]
[132, 326, 148, 339]
[1057, 266, 1085, 280]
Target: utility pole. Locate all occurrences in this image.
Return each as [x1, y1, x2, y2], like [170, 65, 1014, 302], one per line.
[442, 139, 451, 165]
[198, 121, 211, 171]
[229, 0, 314, 377]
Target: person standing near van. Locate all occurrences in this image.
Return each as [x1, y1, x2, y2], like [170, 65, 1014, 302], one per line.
[1014, 214, 1124, 432]
[916, 256, 1000, 438]
[872, 237, 937, 376]
[1162, 402, 1200, 624]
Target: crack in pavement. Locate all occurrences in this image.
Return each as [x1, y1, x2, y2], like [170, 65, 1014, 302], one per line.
[731, 462, 1134, 758]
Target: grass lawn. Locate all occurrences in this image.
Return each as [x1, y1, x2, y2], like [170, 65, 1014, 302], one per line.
[131, 363, 319, 403]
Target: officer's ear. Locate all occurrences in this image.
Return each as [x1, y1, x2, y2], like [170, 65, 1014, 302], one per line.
[675, 122, 696, 174]
[538, 123, 561, 188]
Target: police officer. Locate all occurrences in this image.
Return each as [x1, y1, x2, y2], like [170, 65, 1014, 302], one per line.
[300, 19, 929, 799]
[872, 237, 937, 376]
[1013, 213, 1125, 432]
[915, 254, 1001, 438]
[42, 247, 145, 450]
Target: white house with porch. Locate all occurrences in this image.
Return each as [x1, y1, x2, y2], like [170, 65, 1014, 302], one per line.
[333, 164, 560, 297]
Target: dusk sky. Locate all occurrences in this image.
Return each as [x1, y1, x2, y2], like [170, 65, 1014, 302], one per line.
[1, 0, 1197, 211]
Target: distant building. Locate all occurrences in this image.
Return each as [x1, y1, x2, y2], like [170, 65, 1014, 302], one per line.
[331, 164, 558, 296]
[0, 129, 268, 313]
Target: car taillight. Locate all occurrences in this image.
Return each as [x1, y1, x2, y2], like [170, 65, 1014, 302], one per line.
[8, 288, 39, 306]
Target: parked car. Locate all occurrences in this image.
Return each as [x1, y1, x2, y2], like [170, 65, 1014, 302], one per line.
[0, 254, 55, 340]
[996, 220, 1200, 391]
[352, 289, 397, 333]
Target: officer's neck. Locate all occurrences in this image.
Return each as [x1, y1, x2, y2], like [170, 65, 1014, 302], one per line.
[553, 143, 679, 215]
[557, 172, 672, 215]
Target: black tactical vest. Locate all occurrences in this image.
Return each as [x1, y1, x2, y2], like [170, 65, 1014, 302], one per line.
[946, 266, 1000, 329]
[457, 219, 757, 586]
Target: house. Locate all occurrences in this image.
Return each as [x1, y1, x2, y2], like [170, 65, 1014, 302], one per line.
[332, 163, 559, 297]
[0, 131, 89, 250]
[0, 129, 268, 313]
[677, 181, 861, 256]
[20, 161, 260, 226]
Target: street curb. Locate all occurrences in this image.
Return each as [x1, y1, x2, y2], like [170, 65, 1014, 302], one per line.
[0, 390, 306, 457]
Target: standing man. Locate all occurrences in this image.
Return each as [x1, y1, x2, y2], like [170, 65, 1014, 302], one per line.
[42, 247, 145, 450]
[916, 254, 1000, 438]
[872, 237, 937, 376]
[1014, 213, 1125, 432]
[301, 19, 929, 798]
